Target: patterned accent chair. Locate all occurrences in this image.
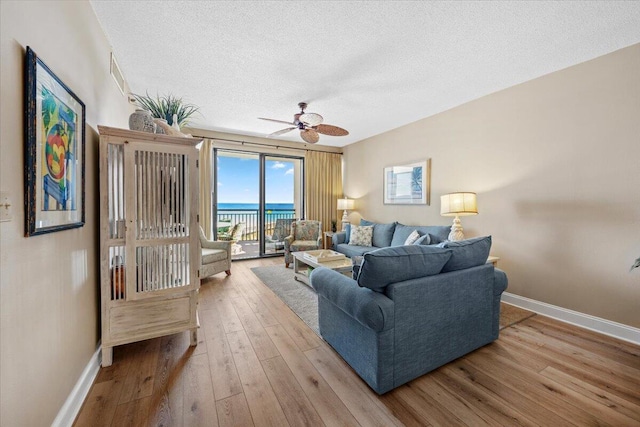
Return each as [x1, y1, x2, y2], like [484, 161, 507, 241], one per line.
[284, 220, 322, 268]
[199, 227, 232, 278]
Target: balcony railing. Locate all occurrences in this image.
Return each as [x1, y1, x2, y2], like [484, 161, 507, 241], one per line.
[216, 209, 295, 241]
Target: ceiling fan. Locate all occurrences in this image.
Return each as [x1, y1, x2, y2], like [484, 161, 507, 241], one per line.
[259, 102, 349, 144]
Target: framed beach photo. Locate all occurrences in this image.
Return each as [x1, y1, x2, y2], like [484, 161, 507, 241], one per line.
[383, 159, 430, 205]
[25, 46, 85, 236]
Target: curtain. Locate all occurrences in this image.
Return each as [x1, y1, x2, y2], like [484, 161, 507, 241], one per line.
[198, 139, 214, 239]
[305, 150, 343, 232]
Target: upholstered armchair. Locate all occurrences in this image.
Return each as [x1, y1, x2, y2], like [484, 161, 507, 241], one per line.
[199, 227, 232, 278]
[284, 220, 322, 267]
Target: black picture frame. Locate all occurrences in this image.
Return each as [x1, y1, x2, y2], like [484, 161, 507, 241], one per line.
[24, 46, 85, 236]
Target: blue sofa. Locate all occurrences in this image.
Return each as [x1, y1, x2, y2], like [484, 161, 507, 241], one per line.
[310, 236, 507, 394]
[332, 219, 451, 258]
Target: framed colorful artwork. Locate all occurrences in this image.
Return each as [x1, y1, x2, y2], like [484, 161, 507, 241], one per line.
[24, 46, 85, 236]
[383, 159, 430, 205]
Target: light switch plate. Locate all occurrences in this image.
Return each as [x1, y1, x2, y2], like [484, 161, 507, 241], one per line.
[0, 191, 12, 222]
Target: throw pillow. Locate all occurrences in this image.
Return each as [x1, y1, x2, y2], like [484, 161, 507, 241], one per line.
[391, 224, 450, 246]
[404, 229, 421, 245]
[349, 225, 373, 246]
[357, 245, 452, 293]
[413, 234, 431, 245]
[440, 236, 492, 272]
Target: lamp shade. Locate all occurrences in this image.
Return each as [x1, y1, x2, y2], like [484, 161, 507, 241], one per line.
[337, 198, 355, 210]
[440, 192, 478, 216]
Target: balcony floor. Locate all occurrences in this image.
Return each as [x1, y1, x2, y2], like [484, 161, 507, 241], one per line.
[232, 240, 285, 260]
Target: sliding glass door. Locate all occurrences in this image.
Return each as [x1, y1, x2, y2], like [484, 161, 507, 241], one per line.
[214, 149, 303, 259]
[263, 156, 303, 255]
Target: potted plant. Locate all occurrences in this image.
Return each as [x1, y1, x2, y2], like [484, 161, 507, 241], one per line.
[331, 219, 337, 233]
[129, 92, 200, 128]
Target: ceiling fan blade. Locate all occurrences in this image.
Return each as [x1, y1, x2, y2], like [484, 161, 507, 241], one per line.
[299, 112, 323, 127]
[300, 129, 319, 144]
[268, 127, 296, 137]
[258, 117, 295, 126]
[314, 124, 349, 136]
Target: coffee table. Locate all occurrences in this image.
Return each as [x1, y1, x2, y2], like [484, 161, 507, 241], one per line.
[292, 250, 353, 286]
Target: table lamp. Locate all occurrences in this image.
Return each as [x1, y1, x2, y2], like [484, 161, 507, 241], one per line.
[440, 192, 478, 241]
[337, 197, 355, 230]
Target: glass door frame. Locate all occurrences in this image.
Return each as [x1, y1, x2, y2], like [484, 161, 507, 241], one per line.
[259, 153, 305, 257]
[212, 148, 305, 259]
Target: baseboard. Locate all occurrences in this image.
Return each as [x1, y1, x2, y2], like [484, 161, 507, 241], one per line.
[51, 343, 101, 427]
[501, 292, 640, 345]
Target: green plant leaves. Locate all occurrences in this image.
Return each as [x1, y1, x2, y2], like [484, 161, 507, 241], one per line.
[129, 92, 200, 127]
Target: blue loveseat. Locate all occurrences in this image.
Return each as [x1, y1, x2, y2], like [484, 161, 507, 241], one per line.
[310, 236, 507, 394]
[332, 219, 451, 258]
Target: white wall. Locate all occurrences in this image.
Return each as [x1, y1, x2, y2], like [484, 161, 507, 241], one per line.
[344, 44, 640, 328]
[0, 1, 131, 425]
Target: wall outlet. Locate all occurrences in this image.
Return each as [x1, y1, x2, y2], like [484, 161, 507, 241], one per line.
[0, 191, 12, 222]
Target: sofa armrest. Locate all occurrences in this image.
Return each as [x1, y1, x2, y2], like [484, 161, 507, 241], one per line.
[493, 268, 508, 295]
[310, 267, 394, 332]
[284, 235, 294, 250]
[333, 231, 347, 247]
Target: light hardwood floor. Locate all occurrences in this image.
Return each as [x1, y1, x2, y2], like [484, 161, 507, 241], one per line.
[75, 257, 640, 426]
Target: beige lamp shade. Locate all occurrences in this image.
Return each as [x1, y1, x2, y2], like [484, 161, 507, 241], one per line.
[337, 198, 355, 210]
[440, 192, 478, 216]
[440, 192, 477, 241]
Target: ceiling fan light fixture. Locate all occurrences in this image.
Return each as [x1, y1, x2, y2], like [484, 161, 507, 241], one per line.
[259, 102, 348, 143]
[299, 112, 323, 126]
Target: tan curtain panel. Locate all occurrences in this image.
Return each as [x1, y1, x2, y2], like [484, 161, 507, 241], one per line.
[198, 139, 214, 239]
[305, 150, 343, 232]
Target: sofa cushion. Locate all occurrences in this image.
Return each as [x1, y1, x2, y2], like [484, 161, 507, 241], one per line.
[360, 219, 397, 247]
[335, 244, 372, 258]
[390, 224, 418, 247]
[440, 236, 492, 272]
[349, 225, 373, 246]
[202, 248, 228, 264]
[344, 223, 351, 244]
[357, 245, 452, 293]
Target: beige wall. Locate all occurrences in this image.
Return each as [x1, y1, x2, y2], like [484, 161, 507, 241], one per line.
[0, 1, 131, 425]
[344, 44, 640, 328]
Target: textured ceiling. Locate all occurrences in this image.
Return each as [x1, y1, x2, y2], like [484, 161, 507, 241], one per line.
[90, 1, 640, 147]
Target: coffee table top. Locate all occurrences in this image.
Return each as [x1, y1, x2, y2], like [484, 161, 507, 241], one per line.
[292, 250, 353, 271]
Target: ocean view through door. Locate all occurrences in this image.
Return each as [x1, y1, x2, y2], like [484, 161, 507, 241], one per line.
[215, 150, 303, 259]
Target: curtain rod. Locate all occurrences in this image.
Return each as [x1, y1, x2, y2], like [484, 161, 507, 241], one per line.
[191, 134, 342, 154]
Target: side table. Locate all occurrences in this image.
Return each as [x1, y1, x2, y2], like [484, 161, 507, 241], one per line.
[487, 256, 500, 267]
[323, 231, 335, 250]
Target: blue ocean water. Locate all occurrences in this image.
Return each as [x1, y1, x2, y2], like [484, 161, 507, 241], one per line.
[217, 203, 295, 230]
[218, 203, 294, 211]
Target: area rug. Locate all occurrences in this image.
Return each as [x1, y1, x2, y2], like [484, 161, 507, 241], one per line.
[250, 265, 535, 335]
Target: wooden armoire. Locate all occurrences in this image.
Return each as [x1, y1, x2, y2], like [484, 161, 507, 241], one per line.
[98, 126, 201, 367]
